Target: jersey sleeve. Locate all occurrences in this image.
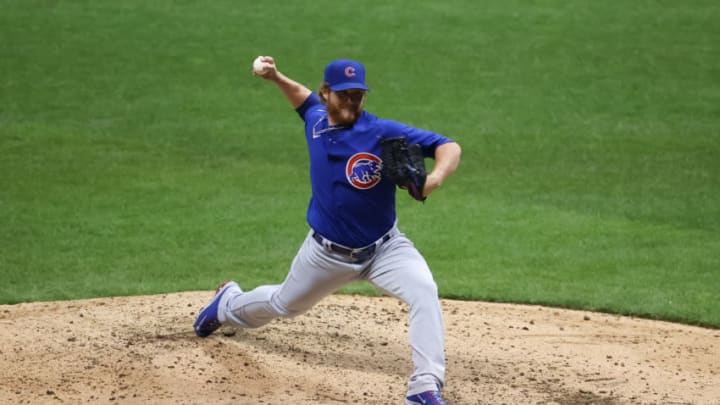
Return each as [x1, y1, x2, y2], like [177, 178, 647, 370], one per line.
[380, 119, 455, 158]
[295, 93, 323, 122]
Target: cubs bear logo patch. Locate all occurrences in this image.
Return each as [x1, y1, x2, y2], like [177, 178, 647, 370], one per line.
[346, 152, 382, 189]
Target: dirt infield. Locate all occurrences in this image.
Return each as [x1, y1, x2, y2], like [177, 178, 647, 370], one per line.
[1, 292, 718, 404]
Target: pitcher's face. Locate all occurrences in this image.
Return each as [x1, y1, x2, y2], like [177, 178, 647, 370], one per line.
[326, 89, 366, 126]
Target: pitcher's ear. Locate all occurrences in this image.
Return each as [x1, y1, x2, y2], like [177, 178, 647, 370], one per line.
[318, 83, 330, 103]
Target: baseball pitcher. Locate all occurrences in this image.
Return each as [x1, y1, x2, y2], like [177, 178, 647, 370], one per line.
[194, 56, 462, 405]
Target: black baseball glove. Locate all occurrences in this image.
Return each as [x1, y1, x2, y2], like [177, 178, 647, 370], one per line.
[380, 137, 427, 202]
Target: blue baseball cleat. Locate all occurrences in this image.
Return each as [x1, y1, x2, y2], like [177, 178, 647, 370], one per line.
[406, 390, 449, 405]
[193, 281, 240, 337]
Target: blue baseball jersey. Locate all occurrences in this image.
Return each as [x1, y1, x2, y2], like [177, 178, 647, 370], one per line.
[296, 93, 454, 248]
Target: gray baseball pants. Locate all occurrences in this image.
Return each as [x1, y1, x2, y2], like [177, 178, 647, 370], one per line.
[219, 225, 446, 396]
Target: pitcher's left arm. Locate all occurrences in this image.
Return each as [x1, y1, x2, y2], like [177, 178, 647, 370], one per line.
[424, 141, 461, 197]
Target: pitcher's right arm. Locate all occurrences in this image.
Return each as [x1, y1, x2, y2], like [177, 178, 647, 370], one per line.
[253, 56, 312, 109]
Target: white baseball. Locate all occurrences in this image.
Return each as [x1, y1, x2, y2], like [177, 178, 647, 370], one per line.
[253, 56, 269, 75]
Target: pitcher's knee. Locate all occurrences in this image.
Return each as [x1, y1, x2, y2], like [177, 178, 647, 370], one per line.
[270, 295, 311, 319]
[420, 276, 439, 295]
[406, 278, 439, 306]
[227, 307, 274, 329]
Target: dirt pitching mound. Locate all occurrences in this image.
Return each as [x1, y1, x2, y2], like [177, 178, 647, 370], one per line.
[1, 292, 718, 404]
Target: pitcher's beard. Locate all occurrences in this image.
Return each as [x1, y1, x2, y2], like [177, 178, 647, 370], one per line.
[328, 104, 362, 126]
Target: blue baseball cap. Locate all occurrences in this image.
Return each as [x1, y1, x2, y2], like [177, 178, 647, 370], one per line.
[324, 59, 370, 92]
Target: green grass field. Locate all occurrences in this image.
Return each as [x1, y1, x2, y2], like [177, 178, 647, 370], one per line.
[1, 0, 718, 327]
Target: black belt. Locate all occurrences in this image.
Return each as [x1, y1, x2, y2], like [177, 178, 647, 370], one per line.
[312, 231, 392, 262]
